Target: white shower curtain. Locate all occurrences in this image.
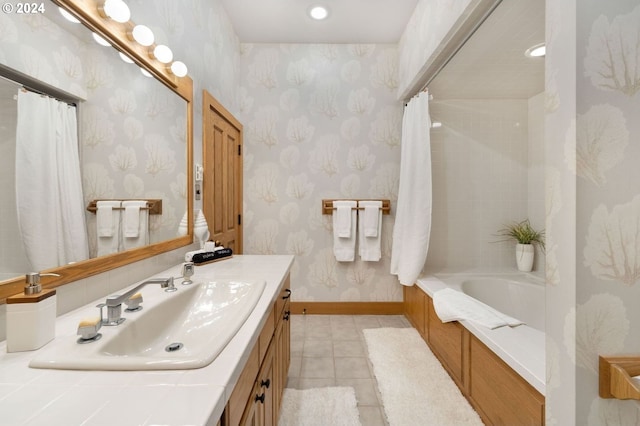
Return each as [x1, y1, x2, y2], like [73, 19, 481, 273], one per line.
[390, 91, 432, 286]
[15, 90, 89, 271]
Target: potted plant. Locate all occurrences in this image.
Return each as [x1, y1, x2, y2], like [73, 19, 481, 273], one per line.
[496, 219, 545, 272]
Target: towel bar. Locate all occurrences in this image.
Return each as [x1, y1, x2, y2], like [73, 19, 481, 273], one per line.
[599, 356, 640, 400]
[87, 199, 163, 215]
[322, 199, 391, 215]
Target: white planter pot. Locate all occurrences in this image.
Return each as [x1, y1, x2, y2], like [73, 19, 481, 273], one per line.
[516, 244, 534, 272]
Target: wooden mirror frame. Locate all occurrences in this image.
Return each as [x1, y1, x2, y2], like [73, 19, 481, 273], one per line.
[0, 0, 194, 303]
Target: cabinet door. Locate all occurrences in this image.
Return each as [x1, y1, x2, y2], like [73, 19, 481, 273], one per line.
[227, 342, 260, 426]
[283, 301, 291, 382]
[240, 381, 264, 426]
[273, 300, 290, 424]
[248, 340, 274, 426]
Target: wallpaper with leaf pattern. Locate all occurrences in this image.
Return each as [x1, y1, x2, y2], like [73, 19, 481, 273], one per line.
[239, 44, 403, 302]
[545, 1, 640, 424]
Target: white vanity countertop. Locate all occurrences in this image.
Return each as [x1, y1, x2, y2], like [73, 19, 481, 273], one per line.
[0, 255, 294, 426]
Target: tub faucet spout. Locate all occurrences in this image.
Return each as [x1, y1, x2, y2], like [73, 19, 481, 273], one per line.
[99, 277, 176, 326]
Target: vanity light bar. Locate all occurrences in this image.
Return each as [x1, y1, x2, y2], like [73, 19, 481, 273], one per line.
[95, 0, 188, 79]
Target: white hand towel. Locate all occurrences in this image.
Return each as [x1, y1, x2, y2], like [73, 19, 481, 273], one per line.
[96, 201, 119, 237]
[122, 200, 149, 250]
[123, 205, 140, 238]
[332, 200, 357, 261]
[96, 200, 121, 256]
[361, 200, 382, 237]
[432, 288, 524, 329]
[358, 201, 382, 261]
[335, 204, 352, 238]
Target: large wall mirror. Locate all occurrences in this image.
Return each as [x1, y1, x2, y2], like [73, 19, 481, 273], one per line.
[0, 0, 193, 302]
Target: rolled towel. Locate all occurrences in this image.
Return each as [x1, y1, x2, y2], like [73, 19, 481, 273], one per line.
[191, 248, 233, 264]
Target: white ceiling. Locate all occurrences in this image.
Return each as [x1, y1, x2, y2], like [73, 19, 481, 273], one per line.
[220, 0, 419, 44]
[221, 0, 544, 99]
[429, 0, 545, 99]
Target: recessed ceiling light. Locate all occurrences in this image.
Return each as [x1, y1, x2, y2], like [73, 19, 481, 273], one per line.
[309, 5, 329, 20]
[525, 43, 545, 58]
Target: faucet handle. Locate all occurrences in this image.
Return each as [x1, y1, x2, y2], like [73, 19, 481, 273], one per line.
[96, 303, 107, 324]
[164, 277, 177, 292]
[77, 317, 102, 343]
[181, 262, 195, 285]
[125, 292, 143, 312]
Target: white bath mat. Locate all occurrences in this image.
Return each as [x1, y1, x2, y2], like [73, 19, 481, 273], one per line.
[364, 327, 483, 426]
[278, 386, 361, 426]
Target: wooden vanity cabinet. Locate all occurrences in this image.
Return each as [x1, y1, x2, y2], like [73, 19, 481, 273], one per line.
[223, 275, 291, 426]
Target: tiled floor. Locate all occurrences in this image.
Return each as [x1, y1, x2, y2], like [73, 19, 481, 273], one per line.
[286, 314, 412, 426]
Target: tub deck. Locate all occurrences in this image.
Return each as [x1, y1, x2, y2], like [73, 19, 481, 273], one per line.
[417, 273, 545, 395]
[407, 272, 545, 426]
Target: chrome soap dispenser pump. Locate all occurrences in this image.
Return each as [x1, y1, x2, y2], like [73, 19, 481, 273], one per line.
[5, 272, 59, 352]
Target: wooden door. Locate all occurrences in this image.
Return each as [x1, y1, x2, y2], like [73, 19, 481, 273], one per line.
[202, 90, 243, 253]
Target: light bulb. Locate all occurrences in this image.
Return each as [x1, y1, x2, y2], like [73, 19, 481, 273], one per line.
[140, 68, 152, 78]
[59, 7, 80, 23]
[153, 45, 173, 63]
[92, 32, 111, 47]
[103, 0, 130, 23]
[132, 25, 154, 46]
[170, 61, 188, 77]
[119, 52, 134, 64]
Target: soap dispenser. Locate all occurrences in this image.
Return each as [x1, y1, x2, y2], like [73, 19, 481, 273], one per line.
[6, 272, 58, 352]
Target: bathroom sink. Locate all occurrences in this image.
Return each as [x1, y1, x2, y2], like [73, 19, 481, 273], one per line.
[29, 279, 266, 370]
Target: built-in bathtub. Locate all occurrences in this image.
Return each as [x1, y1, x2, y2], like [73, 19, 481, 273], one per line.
[416, 272, 545, 396]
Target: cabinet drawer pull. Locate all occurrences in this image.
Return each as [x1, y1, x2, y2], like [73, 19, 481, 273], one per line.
[255, 393, 265, 404]
[284, 311, 290, 321]
[261, 379, 271, 388]
[282, 289, 291, 300]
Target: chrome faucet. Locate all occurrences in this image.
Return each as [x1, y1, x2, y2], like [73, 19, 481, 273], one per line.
[98, 277, 177, 326]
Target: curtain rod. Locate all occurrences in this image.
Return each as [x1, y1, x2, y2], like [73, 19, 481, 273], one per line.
[0, 64, 79, 105]
[15, 86, 77, 107]
[413, 0, 503, 98]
